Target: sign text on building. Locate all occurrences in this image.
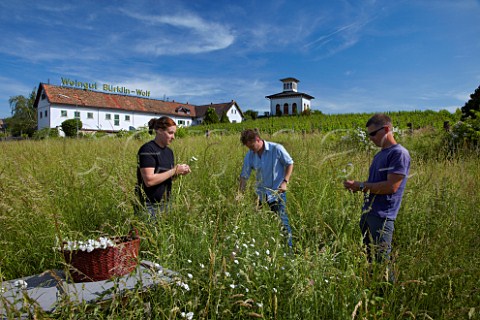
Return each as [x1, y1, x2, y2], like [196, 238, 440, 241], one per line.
[60, 77, 151, 97]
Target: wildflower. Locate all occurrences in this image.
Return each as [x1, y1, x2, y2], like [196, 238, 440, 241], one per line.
[255, 251, 260, 256]
[224, 271, 231, 277]
[181, 312, 194, 320]
[257, 303, 263, 308]
[190, 156, 198, 162]
[187, 273, 193, 279]
[273, 287, 277, 293]
[234, 259, 239, 265]
[200, 263, 205, 269]
[242, 243, 248, 249]
[266, 249, 270, 255]
[230, 284, 236, 289]
[176, 281, 190, 291]
[187, 259, 192, 263]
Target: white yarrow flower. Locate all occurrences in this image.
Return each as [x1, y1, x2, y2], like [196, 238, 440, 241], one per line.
[181, 312, 194, 320]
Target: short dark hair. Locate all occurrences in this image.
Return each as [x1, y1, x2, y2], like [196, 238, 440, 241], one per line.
[148, 116, 176, 134]
[366, 113, 392, 128]
[240, 129, 260, 145]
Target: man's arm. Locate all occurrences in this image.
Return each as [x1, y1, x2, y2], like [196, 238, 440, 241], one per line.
[279, 164, 293, 192]
[238, 177, 248, 193]
[343, 173, 405, 194]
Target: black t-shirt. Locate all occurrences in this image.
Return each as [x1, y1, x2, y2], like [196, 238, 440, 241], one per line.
[137, 140, 174, 203]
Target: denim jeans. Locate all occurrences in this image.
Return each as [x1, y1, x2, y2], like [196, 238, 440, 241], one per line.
[143, 201, 170, 220]
[263, 192, 293, 247]
[360, 213, 395, 282]
[360, 213, 394, 262]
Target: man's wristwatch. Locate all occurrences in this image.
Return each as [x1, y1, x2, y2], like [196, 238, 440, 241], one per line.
[359, 181, 365, 192]
[283, 179, 289, 184]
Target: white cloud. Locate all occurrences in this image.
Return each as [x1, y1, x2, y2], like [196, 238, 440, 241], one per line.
[122, 11, 235, 55]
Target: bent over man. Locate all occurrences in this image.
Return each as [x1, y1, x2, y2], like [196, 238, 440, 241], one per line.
[238, 129, 294, 248]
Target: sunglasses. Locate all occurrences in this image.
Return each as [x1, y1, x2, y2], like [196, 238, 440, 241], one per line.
[368, 126, 385, 137]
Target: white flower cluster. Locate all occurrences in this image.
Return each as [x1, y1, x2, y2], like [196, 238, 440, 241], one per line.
[181, 311, 194, 320]
[176, 280, 190, 291]
[60, 237, 115, 252]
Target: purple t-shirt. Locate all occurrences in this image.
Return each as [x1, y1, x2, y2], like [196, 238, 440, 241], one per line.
[362, 144, 410, 220]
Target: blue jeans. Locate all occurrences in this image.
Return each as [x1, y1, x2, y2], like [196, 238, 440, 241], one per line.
[360, 213, 395, 282]
[143, 201, 170, 220]
[263, 192, 293, 247]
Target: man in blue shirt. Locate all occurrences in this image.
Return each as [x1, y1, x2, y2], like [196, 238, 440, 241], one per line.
[343, 114, 410, 282]
[238, 129, 294, 248]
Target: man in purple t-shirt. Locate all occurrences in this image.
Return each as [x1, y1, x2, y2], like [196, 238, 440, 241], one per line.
[344, 114, 410, 282]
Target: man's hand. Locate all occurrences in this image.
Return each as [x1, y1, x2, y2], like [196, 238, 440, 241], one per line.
[343, 180, 359, 192]
[278, 180, 288, 192]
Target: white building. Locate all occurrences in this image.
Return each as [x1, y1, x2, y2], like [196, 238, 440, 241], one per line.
[266, 78, 314, 116]
[34, 83, 244, 132]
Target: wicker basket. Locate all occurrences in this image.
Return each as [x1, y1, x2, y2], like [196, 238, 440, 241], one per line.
[63, 231, 140, 282]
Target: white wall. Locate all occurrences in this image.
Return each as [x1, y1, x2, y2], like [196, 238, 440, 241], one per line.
[270, 96, 308, 115]
[39, 104, 200, 131]
[227, 105, 243, 123]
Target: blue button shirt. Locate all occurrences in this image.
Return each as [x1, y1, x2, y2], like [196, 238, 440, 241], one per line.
[240, 140, 293, 201]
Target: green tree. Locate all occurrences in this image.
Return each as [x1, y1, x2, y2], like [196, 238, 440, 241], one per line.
[5, 88, 37, 136]
[461, 84, 480, 120]
[203, 107, 219, 124]
[61, 119, 83, 137]
[220, 110, 229, 123]
[244, 109, 258, 120]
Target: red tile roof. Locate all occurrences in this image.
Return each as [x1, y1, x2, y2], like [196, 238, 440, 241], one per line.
[35, 83, 199, 117]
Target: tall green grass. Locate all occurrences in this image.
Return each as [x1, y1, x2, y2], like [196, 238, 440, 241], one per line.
[0, 129, 479, 319]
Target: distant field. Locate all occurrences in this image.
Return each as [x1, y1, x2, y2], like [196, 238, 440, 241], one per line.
[1, 119, 479, 319]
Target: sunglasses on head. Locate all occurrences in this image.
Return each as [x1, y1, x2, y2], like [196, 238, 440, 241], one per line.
[368, 126, 385, 137]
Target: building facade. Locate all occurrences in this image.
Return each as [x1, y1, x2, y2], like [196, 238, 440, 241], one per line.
[34, 83, 243, 132]
[266, 78, 314, 116]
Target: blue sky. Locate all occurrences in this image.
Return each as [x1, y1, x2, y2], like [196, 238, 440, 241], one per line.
[1, 0, 479, 119]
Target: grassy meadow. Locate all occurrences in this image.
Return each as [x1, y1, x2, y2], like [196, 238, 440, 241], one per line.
[1, 126, 479, 319]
